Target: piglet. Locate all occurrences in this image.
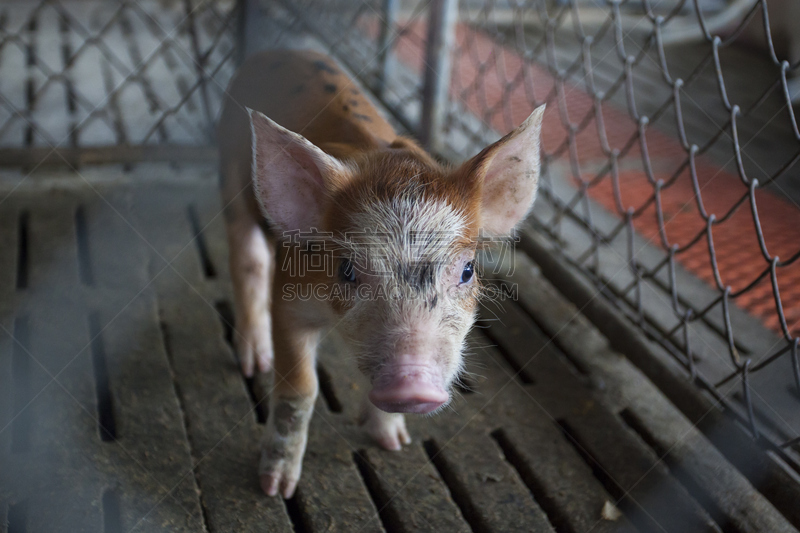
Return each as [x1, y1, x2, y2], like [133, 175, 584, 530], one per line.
[218, 49, 544, 498]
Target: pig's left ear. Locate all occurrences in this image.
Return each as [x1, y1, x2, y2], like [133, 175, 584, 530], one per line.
[463, 105, 545, 235]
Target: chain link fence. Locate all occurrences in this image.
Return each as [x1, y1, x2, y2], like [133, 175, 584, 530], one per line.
[0, 0, 237, 167]
[277, 0, 800, 460]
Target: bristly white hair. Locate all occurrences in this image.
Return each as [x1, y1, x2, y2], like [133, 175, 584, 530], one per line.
[341, 196, 469, 279]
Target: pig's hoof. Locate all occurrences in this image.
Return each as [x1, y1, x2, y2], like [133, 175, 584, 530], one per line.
[260, 471, 299, 499]
[259, 448, 302, 498]
[361, 411, 411, 451]
[235, 320, 273, 377]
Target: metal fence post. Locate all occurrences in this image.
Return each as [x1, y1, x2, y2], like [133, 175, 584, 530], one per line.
[419, 0, 457, 152]
[236, 0, 249, 66]
[237, 0, 270, 65]
[375, 0, 399, 99]
[183, 0, 214, 142]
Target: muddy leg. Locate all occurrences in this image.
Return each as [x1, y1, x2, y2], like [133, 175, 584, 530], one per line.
[260, 312, 320, 498]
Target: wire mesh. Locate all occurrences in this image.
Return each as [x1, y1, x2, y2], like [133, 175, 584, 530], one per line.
[274, 0, 433, 134]
[0, 0, 237, 159]
[446, 0, 800, 452]
[278, 0, 800, 454]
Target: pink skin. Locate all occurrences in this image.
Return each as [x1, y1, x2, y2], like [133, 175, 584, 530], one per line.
[261, 473, 298, 499]
[369, 363, 449, 414]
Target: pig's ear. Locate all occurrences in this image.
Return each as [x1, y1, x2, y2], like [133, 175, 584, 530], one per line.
[464, 105, 545, 235]
[248, 108, 350, 233]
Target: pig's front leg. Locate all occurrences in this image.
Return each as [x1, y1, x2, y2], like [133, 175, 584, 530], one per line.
[359, 396, 411, 451]
[259, 318, 319, 498]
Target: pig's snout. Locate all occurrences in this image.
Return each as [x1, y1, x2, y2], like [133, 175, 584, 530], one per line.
[368, 363, 449, 414]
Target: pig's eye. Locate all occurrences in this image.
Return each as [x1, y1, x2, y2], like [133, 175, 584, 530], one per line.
[460, 262, 474, 284]
[339, 259, 357, 283]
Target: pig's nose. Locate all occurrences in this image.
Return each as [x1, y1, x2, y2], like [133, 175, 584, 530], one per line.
[369, 371, 449, 414]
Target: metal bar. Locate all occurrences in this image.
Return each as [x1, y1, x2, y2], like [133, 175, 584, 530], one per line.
[238, 0, 270, 64]
[419, 0, 457, 151]
[235, 0, 248, 66]
[374, 0, 398, 99]
[0, 144, 218, 168]
[182, 0, 214, 142]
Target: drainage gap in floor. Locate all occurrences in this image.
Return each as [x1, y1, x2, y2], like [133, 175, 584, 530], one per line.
[89, 312, 116, 442]
[556, 419, 649, 533]
[490, 428, 573, 533]
[619, 408, 732, 533]
[423, 438, 490, 533]
[352, 451, 404, 533]
[283, 493, 311, 533]
[16, 211, 28, 290]
[187, 205, 216, 279]
[317, 363, 343, 413]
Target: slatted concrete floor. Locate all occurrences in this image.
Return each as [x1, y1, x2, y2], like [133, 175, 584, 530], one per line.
[1, 169, 798, 532]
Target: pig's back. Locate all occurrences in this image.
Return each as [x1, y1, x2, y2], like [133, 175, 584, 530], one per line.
[217, 49, 397, 174]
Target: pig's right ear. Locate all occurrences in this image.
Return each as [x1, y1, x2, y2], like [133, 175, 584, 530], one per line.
[248, 108, 350, 233]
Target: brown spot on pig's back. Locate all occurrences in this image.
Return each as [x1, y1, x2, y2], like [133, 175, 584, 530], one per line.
[219, 49, 395, 160]
[313, 59, 338, 74]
